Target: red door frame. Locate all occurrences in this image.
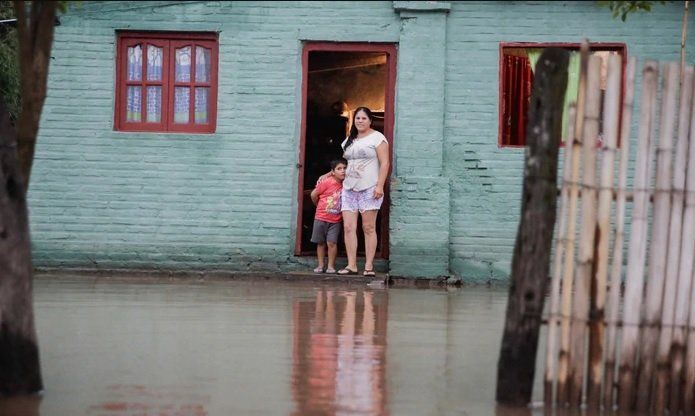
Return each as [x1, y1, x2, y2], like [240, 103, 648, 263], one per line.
[294, 41, 398, 257]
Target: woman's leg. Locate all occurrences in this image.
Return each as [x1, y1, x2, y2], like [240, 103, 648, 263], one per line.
[342, 211, 359, 271]
[361, 210, 379, 271]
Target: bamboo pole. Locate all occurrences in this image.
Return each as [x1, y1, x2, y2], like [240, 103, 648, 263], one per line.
[654, 66, 694, 414]
[670, 67, 695, 414]
[586, 53, 622, 410]
[681, 1, 689, 86]
[603, 57, 637, 411]
[618, 60, 659, 410]
[556, 41, 590, 405]
[685, 256, 695, 412]
[568, 55, 602, 408]
[636, 62, 680, 413]
[682, 77, 695, 414]
[544, 105, 577, 406]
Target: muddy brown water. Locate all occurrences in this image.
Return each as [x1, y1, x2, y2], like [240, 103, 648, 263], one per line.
[0, 276, 632, 415]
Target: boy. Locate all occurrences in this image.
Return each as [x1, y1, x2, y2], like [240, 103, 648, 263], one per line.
[310, 158, 347, 273]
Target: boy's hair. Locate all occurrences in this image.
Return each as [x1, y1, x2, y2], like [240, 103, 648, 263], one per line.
[330, 158, 348, 170]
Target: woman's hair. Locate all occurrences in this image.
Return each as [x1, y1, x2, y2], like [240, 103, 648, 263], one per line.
[343, 107, 373, 151]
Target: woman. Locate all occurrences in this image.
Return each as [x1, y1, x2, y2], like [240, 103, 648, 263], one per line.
[336, 107, 390, 276]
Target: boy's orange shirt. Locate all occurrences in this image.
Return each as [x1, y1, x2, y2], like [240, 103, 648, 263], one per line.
[313, 176, 343, 223]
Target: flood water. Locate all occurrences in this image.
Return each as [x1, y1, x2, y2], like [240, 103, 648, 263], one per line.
[0, 276, 559, 416]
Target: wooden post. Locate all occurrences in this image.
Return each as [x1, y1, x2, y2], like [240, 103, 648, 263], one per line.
[557, 42, 590, 405]
[655, 65, 694, 414]
[586, 53, 622, 410]
[568, 54, 602, 408]
[544, 105, 576, 406]
[618, 60, 659, 410]
[496, 48, 569, 406]
[636, 62, 680, 413]
[604, 56, 637, 411]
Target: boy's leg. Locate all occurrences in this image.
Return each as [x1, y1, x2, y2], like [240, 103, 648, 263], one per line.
[327, 242, 337, 271]
[316, 243, 326, 269]
[310, 219, 328, 272]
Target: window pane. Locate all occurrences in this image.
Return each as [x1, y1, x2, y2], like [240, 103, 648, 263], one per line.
[126, 86, 141, 122]
[127, 45, 142, 81]
[146, 86, 161, 123]
[175, 46, 191, 82]
[147, 45, 163, 81]
[195, 46, 211, 83]
[195, 87, 208, 124]
[174, 87, 190, 124]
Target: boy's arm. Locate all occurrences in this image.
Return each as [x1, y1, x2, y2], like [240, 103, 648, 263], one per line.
[310, 188, 319, 205]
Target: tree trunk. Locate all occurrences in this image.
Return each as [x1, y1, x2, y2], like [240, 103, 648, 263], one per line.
[496, 48, 569, 406]
[0, 96, 42, 396]
[0, 0, 60, 396]
[13, 0, 57, 190]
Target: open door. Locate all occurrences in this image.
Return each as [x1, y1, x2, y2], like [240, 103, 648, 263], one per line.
[295, 42, 397, 258]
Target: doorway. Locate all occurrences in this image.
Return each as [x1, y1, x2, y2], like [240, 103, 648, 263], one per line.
[295, 42, 397, 258]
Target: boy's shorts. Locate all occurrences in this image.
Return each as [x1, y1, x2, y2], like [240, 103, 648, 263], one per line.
[310, 219, 342, 244]
[341, 186, 384, 213]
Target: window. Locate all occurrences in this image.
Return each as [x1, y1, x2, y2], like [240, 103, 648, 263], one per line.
[115, 32, 218, 133]
[498, 43, 627, 147]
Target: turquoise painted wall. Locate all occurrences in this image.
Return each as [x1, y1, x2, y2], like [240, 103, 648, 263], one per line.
[445, 1, 695, 282]
[30, 1, 695, 281]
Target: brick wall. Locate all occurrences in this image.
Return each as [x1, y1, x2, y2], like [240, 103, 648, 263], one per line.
[30, 1, 693, 280]
[445, 1, 693, 282]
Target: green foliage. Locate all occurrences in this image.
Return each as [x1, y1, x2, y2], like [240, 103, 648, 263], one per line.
[0, 0, 19, 121]
[598, 1, 669, 21]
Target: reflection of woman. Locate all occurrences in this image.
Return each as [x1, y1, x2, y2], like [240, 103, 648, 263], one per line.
[337, 107, 390, 276]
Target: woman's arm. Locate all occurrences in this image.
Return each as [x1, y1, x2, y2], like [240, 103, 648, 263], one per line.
[373, 141, 390, 199]
[316, 171, 332, 184]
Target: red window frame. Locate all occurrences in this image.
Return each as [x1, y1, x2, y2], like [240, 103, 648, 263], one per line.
[498, 42, 627, 148]
[115, 31, 219, 133]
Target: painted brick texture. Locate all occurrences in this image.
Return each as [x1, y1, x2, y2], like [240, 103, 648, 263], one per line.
[30, 1, 695, 281]
[390, 5, 450, 277]
[32, 1, 400, 272]
[444, 1, 694, 282]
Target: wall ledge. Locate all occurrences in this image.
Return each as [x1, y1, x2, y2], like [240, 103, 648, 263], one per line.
[392, 1, 451, 12]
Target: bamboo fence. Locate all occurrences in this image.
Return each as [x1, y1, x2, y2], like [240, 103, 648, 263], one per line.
[542, 50, 695, 414]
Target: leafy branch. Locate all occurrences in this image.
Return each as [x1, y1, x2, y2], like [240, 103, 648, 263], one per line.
[598, 1, 669, 21]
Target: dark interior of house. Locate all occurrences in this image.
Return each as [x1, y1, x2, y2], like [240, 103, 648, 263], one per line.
[300, 51, 387, 256]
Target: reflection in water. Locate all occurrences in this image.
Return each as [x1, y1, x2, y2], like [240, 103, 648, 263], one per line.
[0, 277, 566, 415]
[85, 385, 209, 416]
[0, 394, 41, 416]
[292, 289, 388, 415]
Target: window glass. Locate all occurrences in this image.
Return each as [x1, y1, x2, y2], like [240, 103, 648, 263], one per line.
[126, 86, 141, 122]
[127, 45, 142, 81]
[196, 47, 211, 83]
[174, 87, 190, 124]
[147, 45, 163, 81]
[146, 86, 162, 123]
[176, 47, 192, 83]
[195, 87, 208, 124]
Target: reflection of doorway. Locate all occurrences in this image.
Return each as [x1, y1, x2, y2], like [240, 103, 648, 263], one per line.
[291, 289, 389, 415]
[295, 42, 397, 257]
